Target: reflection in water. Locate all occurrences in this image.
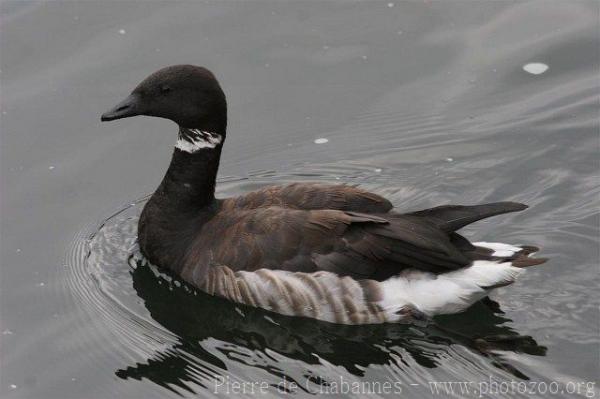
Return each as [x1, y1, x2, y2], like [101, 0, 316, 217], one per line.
[115, 252, 546, 394]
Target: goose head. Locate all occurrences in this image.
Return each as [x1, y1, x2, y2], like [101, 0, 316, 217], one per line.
[101, 64, 227, 133]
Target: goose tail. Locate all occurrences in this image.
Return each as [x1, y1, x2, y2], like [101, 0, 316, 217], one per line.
[378, 243, 547, 321]
[471, 242, 548, 272]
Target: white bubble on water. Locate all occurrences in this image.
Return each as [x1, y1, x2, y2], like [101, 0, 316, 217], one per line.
[314, 138, 329, 144]
[523, 62, 548, 75]
[118, 29, 126, 35]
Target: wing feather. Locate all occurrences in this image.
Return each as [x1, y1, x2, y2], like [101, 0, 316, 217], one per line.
[223, 183, 393, 213]
[182, 207, 470, 283]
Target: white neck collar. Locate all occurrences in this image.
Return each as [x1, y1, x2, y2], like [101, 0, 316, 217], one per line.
[175, 129, 222, 153]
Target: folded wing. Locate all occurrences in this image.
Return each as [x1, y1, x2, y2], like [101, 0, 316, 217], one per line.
[181, 207, 473, 284]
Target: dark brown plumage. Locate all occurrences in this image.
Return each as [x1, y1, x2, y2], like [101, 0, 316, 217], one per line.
[101, 65, 547, 324]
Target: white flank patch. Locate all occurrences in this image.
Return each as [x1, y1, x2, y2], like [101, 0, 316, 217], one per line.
[474, 241, 522, 257]
[175, 129, 222, 153]
[378, 260, 523, 318]
[523, 62, 548, 75]
[314, 138, 329, 144]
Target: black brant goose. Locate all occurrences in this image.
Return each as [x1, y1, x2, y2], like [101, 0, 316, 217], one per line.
[101, 65, 546, 325]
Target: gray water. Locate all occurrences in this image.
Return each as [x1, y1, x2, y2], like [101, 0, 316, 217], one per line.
[1, 1, 599, 398]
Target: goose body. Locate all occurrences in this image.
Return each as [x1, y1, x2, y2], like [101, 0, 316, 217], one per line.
[101, 65, 546, 324]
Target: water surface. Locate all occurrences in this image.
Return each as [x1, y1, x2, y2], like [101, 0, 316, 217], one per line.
[1, 1, 598, 398]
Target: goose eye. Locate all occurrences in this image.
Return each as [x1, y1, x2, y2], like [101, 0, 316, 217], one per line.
[160, 85, 172, 94]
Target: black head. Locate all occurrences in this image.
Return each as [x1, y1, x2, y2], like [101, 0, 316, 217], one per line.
[101, 65, 227, 133]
